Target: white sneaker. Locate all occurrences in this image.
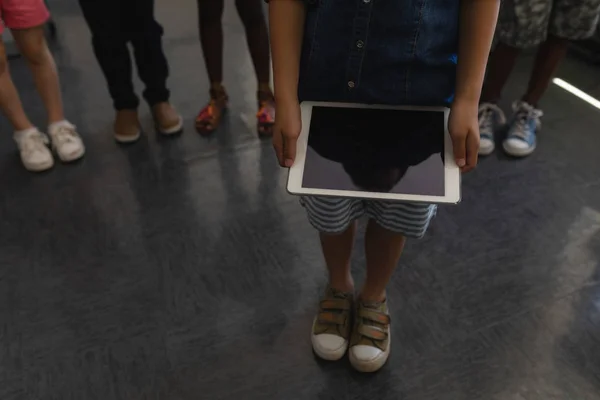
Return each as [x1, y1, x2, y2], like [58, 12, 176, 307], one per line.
[48, 121, 85, 163]
[311, 288, 353, 361]
[349, 299, 391, 373]
[14, 128, 54, 172]
[502, 101, 542, 158]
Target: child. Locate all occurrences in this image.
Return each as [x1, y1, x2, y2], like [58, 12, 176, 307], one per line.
[478, 0, 600, 157]
[0, 0, 85, 172]
[195, 0, 275, 137]
[268, 0, 500, 372]
[78, 0, 182, 143]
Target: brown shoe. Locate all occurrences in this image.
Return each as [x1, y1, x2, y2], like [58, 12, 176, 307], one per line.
[152, 102, 183, 135]
[114, 109, 141, 143]
[349, 299, 391, 372]
[311, 288, 353, 361]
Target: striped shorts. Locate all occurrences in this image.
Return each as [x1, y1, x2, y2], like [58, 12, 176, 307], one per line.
[300, 196, 437, 238]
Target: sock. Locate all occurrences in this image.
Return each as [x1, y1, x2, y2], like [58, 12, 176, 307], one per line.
[48, 120, 71, 133]
[14, 127, 39, 138]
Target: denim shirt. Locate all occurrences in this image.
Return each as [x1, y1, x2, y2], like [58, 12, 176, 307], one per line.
[297, 0, 460, 106]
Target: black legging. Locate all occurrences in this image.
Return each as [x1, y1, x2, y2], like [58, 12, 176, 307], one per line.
[197, 0, 270, 85]
[78, 0, 170, 110]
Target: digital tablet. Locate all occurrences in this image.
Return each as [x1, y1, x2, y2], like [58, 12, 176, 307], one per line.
[287, 102, 461, 204]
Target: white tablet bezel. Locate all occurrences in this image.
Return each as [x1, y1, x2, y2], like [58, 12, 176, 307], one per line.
[287, 101, 461, 204]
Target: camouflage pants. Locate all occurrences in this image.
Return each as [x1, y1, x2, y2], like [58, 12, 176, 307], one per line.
[498, 0, 600, 48]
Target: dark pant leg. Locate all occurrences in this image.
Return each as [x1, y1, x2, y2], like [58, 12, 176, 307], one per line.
[78, 0, 139, 110]
[124, 0, 170, 106]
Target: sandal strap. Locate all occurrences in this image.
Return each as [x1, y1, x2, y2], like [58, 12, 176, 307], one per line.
[210, 87, 228, 101]
[357, 324, 388, 341]
[320, 298, 351, 311]
[358, 307, 390, 325]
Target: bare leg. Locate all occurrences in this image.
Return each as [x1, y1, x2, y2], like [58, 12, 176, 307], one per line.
[361, 220, 406, 303]
[320, 222, 357, 293]
[522, 35, 569, 106]
[12, 26, 65, 124]
[234, 0, 271, 87]
[0, 39, 34, 131]
[197, 0, 225, 85]
[480, 42, 521, 103]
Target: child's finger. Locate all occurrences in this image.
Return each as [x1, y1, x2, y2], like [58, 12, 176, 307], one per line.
[466, 130, 479, 169]
[451, 133, 467, 168]
[272, 129, 285, 166]
[282, 134, 296, 168]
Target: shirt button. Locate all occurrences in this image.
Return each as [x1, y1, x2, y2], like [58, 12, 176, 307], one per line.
[348, 81, 355, 88]
[356, 40, 364, 49]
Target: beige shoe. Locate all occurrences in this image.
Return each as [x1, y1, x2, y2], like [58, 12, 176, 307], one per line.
[349, 299, 391, 372]
[152, 102, 183, 135]
[311, 288, 353, 361]
[114, 109, 141, 143]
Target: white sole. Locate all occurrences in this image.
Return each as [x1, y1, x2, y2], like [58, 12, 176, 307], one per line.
[56, 147, 85, 163]
[349, 341, 391, 373]
[114, 130, 141, 144]
[503, 141, 536, 158]
[157, 116, 183, 135]
[478, 143, 495, 156]
[311, 318, 348, 361]
[24, 158, 54, 172]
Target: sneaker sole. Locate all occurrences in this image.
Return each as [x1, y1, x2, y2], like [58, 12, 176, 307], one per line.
[478, 142, 495, 156]
[157, 116, 183, 135]
[503, 141, 536, 158]
[349, 342, 391, 373]
[24, 158, 54, 172]
[311, 318, 348, 361]
[56, 147, 85, 163]
[115, 130, 141, 144]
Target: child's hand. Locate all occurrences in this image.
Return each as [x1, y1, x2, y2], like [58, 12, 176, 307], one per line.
[449, 99, 480, 173]
[273, 99, 302, 167]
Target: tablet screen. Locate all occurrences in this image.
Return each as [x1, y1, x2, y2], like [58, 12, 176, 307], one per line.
[301, 106, 445, 196]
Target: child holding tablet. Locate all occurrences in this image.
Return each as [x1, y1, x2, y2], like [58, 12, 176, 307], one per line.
[268, 0, 500, 372]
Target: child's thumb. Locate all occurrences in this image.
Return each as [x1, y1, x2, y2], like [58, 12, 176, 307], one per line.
[452, 135, 466, 168]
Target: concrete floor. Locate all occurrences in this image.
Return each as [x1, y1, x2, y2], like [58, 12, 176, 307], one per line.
[1, 1, 600, 399]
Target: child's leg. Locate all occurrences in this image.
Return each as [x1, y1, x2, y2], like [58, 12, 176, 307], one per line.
[0, 40, 35, 131]
[481, 0, 554, 103]
[126, 0, 181, 134]
[195, 0, 229, 134]
[11, 26, 63, 124]
[479, 0, 552, 157]
[234, 0, 270, 85]
[320, 223, 356, 293]
[302, 196, 362, 361]
[197, 0, 225, 84]
[523, 0, 600, 106]
[521, 35, 569, 106]
[78, 0, 141, 142]
[235, 0, 274, 136]
[12, 25, 85, 162]
[361, 220, 406, 303]
[348, 201, 436, 373]
[0, 37, 53, 171]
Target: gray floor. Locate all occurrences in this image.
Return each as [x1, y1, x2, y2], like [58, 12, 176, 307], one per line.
[1, 1, 600, 399]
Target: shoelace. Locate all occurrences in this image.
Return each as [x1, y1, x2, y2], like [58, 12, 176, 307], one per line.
[21, 132, 49, 154]
[52, 125, 78, 144]
[478, 104, 502, 134]
[511, 104, 543, 141]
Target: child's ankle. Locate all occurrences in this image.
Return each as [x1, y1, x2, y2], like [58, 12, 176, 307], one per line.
[359, 289, 386, 304]
[329, 278, 354, 294]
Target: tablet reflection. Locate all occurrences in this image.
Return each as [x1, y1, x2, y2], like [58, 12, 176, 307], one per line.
[302, 106, 445, 196]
